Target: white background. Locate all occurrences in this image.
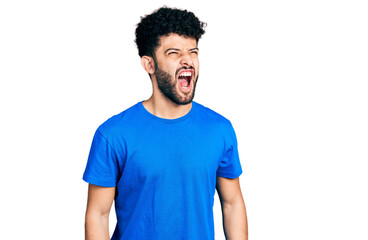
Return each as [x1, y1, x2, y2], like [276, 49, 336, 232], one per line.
[0, 0, 367, 239]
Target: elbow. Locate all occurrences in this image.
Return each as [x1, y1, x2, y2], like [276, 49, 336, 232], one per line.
[85, 209, 109, 226]
[222, 195, 245, 209]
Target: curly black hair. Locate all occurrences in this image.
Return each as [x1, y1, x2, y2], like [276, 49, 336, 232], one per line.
[135, 6, 207, 58]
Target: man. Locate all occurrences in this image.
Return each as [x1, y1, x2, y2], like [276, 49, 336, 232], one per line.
[83, 6, 248, 240]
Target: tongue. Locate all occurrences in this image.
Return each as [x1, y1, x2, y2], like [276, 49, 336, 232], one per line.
[179, 79, 189, 87]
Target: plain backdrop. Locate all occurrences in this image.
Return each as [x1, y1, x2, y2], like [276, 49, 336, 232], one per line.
[0, 0, 367, 239]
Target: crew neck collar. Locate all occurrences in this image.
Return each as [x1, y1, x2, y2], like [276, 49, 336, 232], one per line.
[138, 100, 196, 123]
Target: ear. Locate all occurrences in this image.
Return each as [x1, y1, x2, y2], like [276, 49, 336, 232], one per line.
[140, 56, 155, 75]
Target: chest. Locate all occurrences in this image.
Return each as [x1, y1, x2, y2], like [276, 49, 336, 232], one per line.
[120, 123, 223, 188]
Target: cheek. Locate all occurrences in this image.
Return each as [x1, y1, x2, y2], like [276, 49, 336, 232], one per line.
[193, 58, 199, 68]
[194, 61, 199, 74]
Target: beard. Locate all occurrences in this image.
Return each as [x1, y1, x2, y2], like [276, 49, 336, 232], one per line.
[154, 63, 198, 105]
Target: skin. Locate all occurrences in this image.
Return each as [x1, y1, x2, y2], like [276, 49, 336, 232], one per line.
[140, 33, 200, 119]
[85, 184, 115, 240]
[216, 176, 248, 240]
[85, 33, 248, 240]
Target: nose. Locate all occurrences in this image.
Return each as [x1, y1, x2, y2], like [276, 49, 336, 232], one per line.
[180, 52, 194, 67]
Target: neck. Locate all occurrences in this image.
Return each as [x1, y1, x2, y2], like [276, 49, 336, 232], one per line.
[142, 95, 192, 120]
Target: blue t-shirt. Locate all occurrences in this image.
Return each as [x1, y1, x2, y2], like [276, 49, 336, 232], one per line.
[83, 101, 243, 240]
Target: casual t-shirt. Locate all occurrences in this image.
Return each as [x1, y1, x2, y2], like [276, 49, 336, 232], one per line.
[83, 100, 243, 240]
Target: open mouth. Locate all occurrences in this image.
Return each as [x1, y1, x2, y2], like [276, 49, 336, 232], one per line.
[178, 71, 193, 90]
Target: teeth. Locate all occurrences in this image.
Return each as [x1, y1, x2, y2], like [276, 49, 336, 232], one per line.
[179, 72, 192, 77]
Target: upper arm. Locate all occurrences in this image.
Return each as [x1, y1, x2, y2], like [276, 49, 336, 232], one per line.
[86, 183, 116, 216]
[216, 176, 243, 206]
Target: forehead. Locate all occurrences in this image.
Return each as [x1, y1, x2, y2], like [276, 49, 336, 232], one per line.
[157, 33, 197, 52]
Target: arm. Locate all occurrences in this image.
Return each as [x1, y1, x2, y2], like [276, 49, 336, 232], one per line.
[216, 176, 248, 240]
[85, 183, 116, 240]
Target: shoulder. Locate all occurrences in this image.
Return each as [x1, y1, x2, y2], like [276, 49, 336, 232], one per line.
[193, 101, 233, 130]
[96, 102, 140, 139]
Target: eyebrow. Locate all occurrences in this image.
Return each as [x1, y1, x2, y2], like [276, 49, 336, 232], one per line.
[164, 48, 199, 53]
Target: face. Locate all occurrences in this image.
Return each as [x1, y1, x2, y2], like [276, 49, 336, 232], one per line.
[153, 34, 199, 105]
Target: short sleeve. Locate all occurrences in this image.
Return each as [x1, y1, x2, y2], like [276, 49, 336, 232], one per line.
[216, 121, 243, 179]
[82, 129, 120, 187]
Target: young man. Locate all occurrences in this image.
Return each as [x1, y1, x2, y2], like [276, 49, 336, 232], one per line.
[83, 7, 248, 240]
